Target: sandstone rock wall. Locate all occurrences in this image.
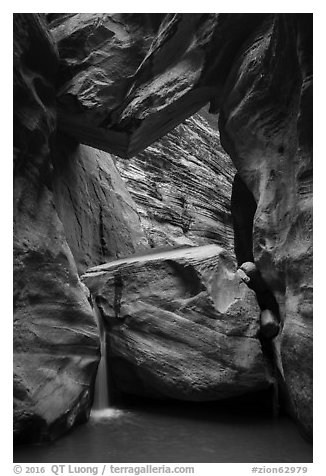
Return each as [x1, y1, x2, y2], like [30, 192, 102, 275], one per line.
[115, 108, 235, 252]
[218, 14, 313, 436]
[14, 14, 99, 443]
[51, 12, 312, 438]
[50, 13, 266, 156]
[53, 135, 149, 274]
[14, 13, 313, 442]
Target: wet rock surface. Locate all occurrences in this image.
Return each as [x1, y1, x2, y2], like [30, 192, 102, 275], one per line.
[82, 245, 273, 401]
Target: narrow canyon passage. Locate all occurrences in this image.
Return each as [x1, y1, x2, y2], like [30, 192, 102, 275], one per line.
[13, 13, 312, 464]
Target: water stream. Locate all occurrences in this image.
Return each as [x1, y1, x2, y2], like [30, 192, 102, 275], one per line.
[14, 399, 312, 463]
[92, 299, 110, 411]
[13, 299, 312, 463]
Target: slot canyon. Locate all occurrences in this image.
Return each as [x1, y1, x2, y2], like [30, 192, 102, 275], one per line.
[13, 13, 312, 463]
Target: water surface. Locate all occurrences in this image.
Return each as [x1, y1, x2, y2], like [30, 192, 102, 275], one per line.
[14, 399, 312, 463]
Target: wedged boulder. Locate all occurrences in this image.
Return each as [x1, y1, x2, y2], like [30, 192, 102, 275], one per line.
[50, 13, 161, 120]
[13, 14, 100, 443]
[82, 245, 273, 401]
[114, 107, 235, 253]
[53, 134, 149, 274]
[50, 13, 266, 156]
[218, 14, 312, 436]
[260, 310, 280, 340]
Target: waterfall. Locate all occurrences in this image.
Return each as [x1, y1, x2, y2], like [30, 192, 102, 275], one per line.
[92, 299, 110, 410]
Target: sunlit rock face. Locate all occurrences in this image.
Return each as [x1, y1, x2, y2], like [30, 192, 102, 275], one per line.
[82, 245, 273, 401]
[114, 108, 235, 252]
[218, 14, 313, 437]
[13, 14, 99, 444]
[52, 135, 149, 274]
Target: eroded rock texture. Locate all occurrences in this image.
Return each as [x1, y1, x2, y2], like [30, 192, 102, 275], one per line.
[51, 12, 312, 437]
[82, 245, 273, 401]
[13, 14, 99, 443]
[50, 13, 266, 156]
[115, 108, 235, 251]
[53, 135, 149, 274]
[218, 14, 313, 437]
[14, 13, 313, 442]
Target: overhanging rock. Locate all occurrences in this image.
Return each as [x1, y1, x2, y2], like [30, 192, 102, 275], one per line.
[50, 13, 266, 157]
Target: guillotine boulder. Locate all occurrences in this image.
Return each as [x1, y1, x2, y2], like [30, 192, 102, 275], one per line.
[82, 245, 273, 401]
[50, 13, 266, 157]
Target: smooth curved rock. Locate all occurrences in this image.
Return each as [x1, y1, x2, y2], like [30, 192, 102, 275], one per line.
[82, 245, 273, 401]
[218, 14, 312, 437]
[14, 12, 312, 442]
[114, 107, 235, 252]
[53, 134, 149, 274]
[13, 14, 100, 444]
[260, 310, 280, 339]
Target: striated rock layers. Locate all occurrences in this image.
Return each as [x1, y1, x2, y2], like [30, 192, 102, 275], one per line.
[13, 14, 100, 443]
[115, 108, 235, 252]
[52, 135, 149, 274]
[82, 245, 273, 401]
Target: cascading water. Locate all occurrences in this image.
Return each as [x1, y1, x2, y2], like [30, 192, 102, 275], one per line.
[92, 299, 110, 410]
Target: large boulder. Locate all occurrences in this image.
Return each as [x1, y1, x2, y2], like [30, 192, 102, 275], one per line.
[50, 13, 266, 156]
[114, 107, 235, 253]
[218, 14, 313, 437]
[13, 14, 99, 443]
[53, 134, 149, 274]
[82, 245, 273, 401]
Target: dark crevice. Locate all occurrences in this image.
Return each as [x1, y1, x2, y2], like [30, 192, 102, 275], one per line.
[231, 172, 282, 414]
[166, 261, 205, 298]
[113, 272, 124, 319]
[231, 173, 280, 320]
[99, 207, 109, 259]
[231, 173, 257, 266]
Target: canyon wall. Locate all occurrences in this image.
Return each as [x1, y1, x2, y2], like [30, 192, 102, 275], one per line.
[13, 13, 312, 442]
[14, 14, 149, 443]
[52, 135, 149, 274]
[50, 13, 312, 436]
[50, 13, 267, 157]
[13, 14, 100, 443]
[218, 14, 313, 436]
[114, 108, 235, 252]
